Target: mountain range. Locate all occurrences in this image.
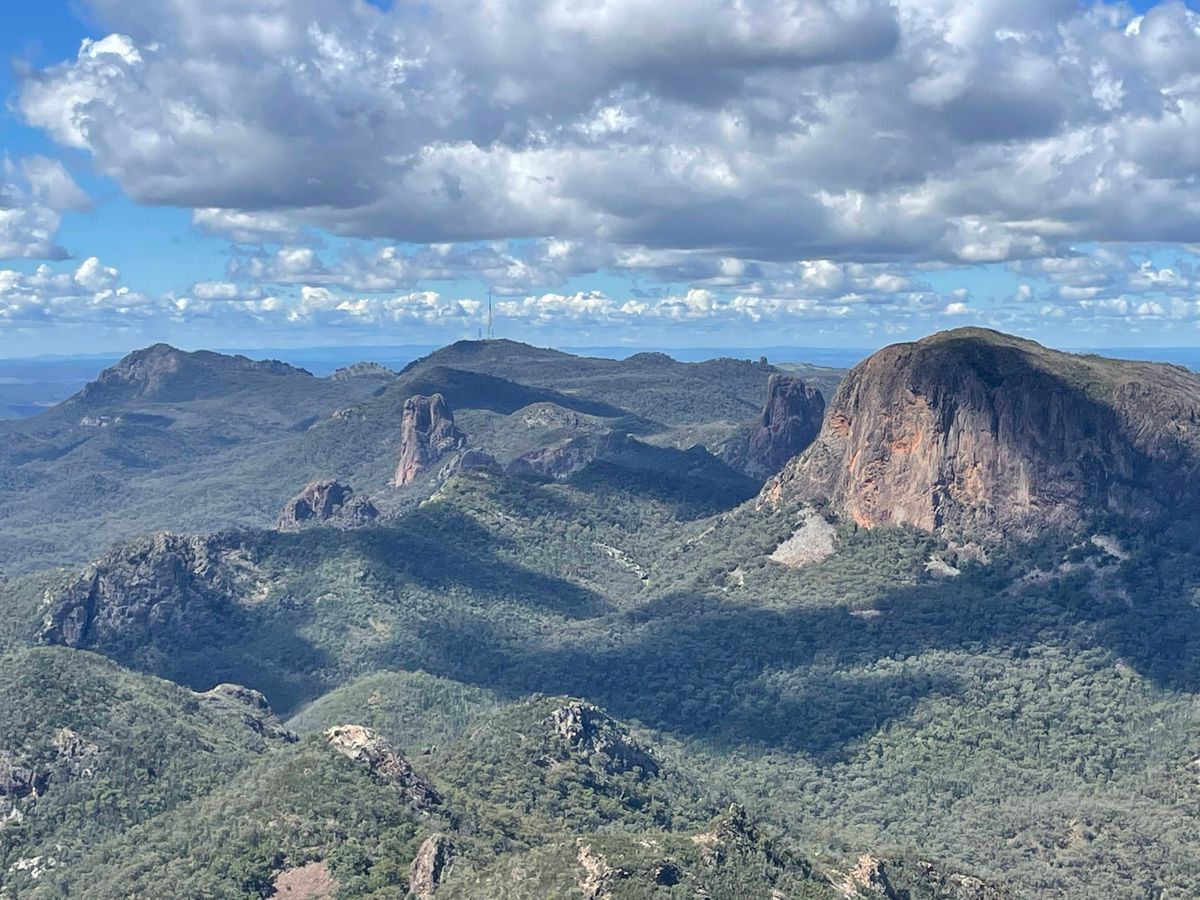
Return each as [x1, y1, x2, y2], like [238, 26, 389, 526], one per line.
[3, 328, 1200, 898]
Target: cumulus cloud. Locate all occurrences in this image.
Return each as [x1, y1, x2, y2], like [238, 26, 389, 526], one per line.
[20, 0, 1200, 268]
[0, 157, 90, 260]
[0, 257, 149, 323]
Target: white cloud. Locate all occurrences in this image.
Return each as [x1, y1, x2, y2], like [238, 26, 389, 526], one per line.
[189, 281, 266, 302]
[19, 0, 1200, 267]
[0, 257, 149, 323]
[0, 156, 89, 260]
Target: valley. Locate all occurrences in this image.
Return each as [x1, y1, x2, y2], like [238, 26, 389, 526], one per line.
[2, 329, 1199, 898]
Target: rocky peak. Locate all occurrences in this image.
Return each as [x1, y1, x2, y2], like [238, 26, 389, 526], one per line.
[742, 374, 825, 478]
[36, 532, 261, 651]
[323, 725, 442, 810]
[549, 701, 659, 776]
[393, 393, 467, 486]
[74, 344, 309, 406]
[409, 834, 455, 899]
[761, 328, 1200, 540]
[277, 480, 378, 532]
[78, 344, 184, 402]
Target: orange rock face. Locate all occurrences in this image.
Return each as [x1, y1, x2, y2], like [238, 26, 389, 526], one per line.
[393, 393, 466, 486]
[762, 328, 1200, 538]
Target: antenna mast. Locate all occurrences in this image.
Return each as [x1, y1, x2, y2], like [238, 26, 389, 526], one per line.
[487, 289, 494, 340]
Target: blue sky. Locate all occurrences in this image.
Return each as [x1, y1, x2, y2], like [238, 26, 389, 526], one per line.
[4, 0, 1200, 355]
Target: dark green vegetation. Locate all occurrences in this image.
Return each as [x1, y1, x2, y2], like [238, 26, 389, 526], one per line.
[4, 332, 1200, 897]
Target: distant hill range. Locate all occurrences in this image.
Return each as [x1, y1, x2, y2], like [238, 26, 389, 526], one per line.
[0, 339, 841, 573]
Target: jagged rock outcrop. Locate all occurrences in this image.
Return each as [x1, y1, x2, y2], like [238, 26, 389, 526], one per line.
[692, 805, 765, 868]
[323, 725, 442, 810]
[577, 842, 627, 900]
[0, 753, 47, 829]
[439, 449, 500, 481]
[762, 328, 1200, 539]
[199, 684, 298, 743]
[277, 480, 378, 532]
[833, 855, 1007, 900]
[836, 855, 897, 898]
[393, 394, 466, 486]
[741, 374, 825, 479]
[506, 438, 597, 479]
[36, 533, 262, 650]
[549, 701, 659, 776]
[409, 834, 455, 899]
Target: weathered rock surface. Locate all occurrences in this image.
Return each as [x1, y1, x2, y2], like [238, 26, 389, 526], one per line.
[74, 343, 307, 406]
[277, 480, 378, 532]
[506, 438, 597, 479]
[549, 701, 659, 776]
[762, 328, 1200, 539]
[744, 374, 825, 478]
[36, 533, 262, 650]
[439, 449, 500, 480]
[409, 834, 455, 899]
[394, 394, 467, 486]
[833, 855, 1007, 900]
[323, 725, 442, 810]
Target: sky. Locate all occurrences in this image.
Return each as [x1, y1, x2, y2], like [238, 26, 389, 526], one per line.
[4, 0, 1200, 355]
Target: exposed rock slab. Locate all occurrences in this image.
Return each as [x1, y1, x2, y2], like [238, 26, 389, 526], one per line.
[409, 834, 455, 899]
[277, 480, 378, 532]
[323, 724, 442, 810]
[394, 394, 466, 486]
[770, 510, 837, 568]
[270, 862, 337, 899]
[762, 328, 1200, 540]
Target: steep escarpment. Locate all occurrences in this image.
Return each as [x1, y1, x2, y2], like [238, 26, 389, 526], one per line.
[393, 393, 467, 486]
[762, 328, 1200, 538]
[726, 373, 825, 479]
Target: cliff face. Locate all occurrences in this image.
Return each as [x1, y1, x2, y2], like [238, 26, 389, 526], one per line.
[393, 393, 466, 486]
[277, 480, 378, 531]
[36, 533, 261, 651]
[742, 374, 825, 478]
[761, 328, 1200, 538]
